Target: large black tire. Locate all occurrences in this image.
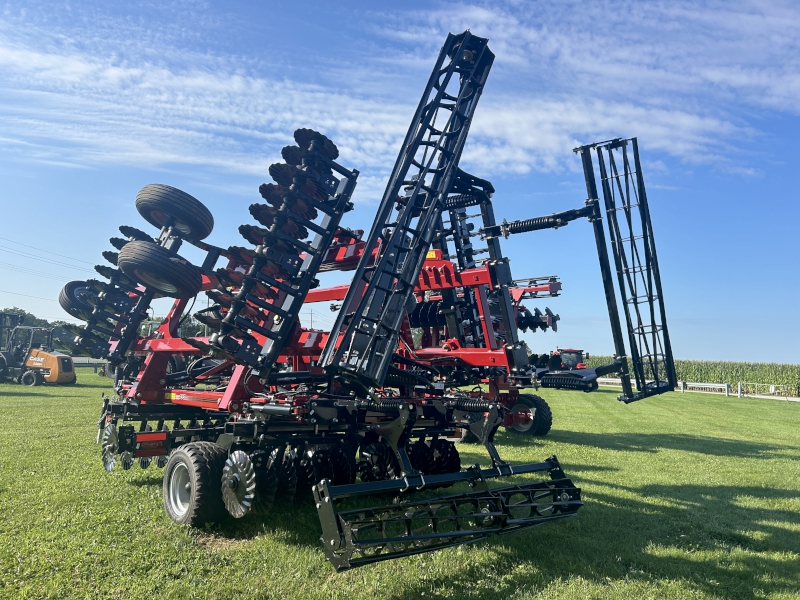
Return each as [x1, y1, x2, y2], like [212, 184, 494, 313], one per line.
[59, 281, 97, 321]
[136, 184, 214, 240]
[118, 240, 202, 298]
[507, 394, 552, 437]
[162, 441, 228, 526]
[21, 370, 38, 386]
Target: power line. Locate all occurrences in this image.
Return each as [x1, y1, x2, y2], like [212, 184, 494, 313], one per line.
[0, 289, 58, 302]
[0, 245, 96, 273]
[0, 235, 94, 265]
[0, 262, 67, 281]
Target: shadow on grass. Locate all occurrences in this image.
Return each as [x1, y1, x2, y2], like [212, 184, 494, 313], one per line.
[389, 482, 800, 600]
[200, 503, 323, 547]
[127, 474, 323, 547]
[543, 430, 798, 458]
[0, 389, 84, 397]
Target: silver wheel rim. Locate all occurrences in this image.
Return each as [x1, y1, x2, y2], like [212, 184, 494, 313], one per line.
[510, 403, 535, 433]
[169, 462, 192, 519]
[133, 269, 179, 295]
[151, 210, 192, 236]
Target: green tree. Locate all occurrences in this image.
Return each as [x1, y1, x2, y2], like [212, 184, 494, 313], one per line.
[0, 307, 50, 328]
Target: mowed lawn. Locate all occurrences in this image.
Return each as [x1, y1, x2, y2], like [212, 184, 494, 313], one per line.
[0, 374, 798, 599]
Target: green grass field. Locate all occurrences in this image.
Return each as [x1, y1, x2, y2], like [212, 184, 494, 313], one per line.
[1, 374, 798, 599]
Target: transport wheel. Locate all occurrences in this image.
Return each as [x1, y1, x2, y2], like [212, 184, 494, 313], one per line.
[135, 184, 214, 240]
[118, 240, 202, 299]
[221, 450, 257, 518]
[358, 442, 399, 482]
[21, 371, 38, 386]
[250, 448, 279, 514]
[163, 441, 228, 526]
[59, 281, 97, 321]
[507, 394, 552, 437]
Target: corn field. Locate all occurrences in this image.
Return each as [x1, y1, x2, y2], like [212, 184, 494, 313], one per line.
[585, 355, 800, 391]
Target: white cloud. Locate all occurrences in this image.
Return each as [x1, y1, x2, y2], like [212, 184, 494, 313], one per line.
[0, 0, 797, 188]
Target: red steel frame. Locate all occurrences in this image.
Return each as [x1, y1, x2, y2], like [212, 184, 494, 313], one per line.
[114, 242, 557, 429]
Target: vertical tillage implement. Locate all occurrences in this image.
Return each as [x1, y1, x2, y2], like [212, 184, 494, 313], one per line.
[58, 30, 678, 570]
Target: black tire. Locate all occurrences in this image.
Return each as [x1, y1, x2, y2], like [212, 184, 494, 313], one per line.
[162, 441, 227, 526]
[136, 184, 214, 240]
[507, 394, 552, 437]
[21, 370, 38, 386]
[118, 240, 202, 299]
[59, 281, 97, 321]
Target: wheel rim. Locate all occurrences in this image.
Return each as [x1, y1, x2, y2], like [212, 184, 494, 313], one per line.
[73, 286, 95, 307]
[169, 462, 192, 519]
[510, 402, 535, 433]
[132, 268, 179, 294]
[151, 210, 193, 236]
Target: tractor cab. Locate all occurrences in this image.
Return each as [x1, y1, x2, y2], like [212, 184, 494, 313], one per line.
[548, 348, 587, 371]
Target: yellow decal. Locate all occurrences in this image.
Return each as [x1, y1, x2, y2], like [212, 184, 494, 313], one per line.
[425, 250, 438, 259]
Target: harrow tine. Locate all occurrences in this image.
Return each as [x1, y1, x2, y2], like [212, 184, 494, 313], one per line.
[102, 251, 119, 266]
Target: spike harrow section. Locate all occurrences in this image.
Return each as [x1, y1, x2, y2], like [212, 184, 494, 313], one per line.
[314, 456, 581, 571]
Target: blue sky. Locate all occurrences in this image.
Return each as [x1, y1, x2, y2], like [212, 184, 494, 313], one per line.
[1, 0, 798, 362]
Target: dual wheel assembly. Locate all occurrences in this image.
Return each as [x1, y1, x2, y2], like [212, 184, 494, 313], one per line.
[161, 437, 462, 526]
[162, 441, 348, 525]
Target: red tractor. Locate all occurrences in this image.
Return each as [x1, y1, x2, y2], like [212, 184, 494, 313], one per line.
[59, 31, 676, 570]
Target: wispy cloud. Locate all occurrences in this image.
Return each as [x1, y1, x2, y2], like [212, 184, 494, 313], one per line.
[0, 0, 796, 191]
